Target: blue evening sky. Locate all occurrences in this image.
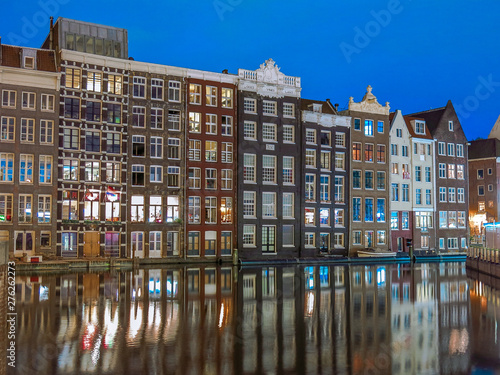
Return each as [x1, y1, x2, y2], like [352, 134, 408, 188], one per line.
[1, 0, 499, 140]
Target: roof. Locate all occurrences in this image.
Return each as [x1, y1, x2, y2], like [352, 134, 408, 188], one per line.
[469, 138, 500, 159]
[301, 99, 337, 114]
[406, 106, 446, 134]
[1, 44, 57, 72]
[403, 115, 433, 140]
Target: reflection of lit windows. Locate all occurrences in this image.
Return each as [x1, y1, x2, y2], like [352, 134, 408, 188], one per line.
[166, 196, 179, 222]
[319, 208, 330, 226]
[305, 208, 315, 225]
[353, 231, 362, 245]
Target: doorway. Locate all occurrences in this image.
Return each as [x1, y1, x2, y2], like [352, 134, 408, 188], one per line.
[84, 232, 100, 257]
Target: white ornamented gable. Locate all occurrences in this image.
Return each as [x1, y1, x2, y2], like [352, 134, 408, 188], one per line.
[349, 85, 390, 115]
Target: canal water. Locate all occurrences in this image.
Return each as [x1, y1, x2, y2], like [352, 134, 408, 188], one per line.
[5, 262, 500, 375]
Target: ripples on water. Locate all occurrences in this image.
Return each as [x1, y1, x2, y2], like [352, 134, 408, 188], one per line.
[4, 262, 500, 374]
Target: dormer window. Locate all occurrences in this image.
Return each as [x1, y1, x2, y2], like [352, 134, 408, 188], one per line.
[24, 56, 34, 69]
[449, 121, 454, 131]
[415, 121, 425, 135]
[312, 103, 322, 113]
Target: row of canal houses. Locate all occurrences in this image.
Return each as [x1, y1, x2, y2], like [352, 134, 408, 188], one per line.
[0, 18, 469, 261]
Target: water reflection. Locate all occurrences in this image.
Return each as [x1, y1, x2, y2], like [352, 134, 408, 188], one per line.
[9, 263, 486, 375]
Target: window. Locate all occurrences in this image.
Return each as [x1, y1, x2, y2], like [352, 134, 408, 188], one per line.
[320, 175, 330, 201]
[320, 208, 330, 226]
[150, 108, 163, 129]
[243, 191, 256, 217]
[219, 115, 232, 136]
[205, 141, 217, 162]
[335, 208, 344, 227]
[283, 125, 295, 143]
[132, 106, 146, 128]
[352, 198, 361, 222]
[108, 74, 122, 95]
[133, 76, 146, 98]
[86, 72, 102, 92]
[377, 171, 386, 190]
[392, 163, 398, 174]
[477, 169, 484, 179]
[396, 128, 402, 137]
[448, 188, 456, 203]
[457, 144, 464, 157]
[447, 143, 455, 156]
[262, 155, 276, 183]
[37, 195, 51, 224]
[189, 112, 201, 133]
[439, 163, 446, 178]
[364, 120, 373, 136]
[283, 193, 294, 219]
[448, 238, 458, 249]
[39, 155, 52, 184]
[221, 88, 233, 108]
[426, 189, 431, 205]
[243, 225, 256, 246]
[168, 110, 180, 131]
[205, 197, 217, 224]
[335, 152, 345, 170]
[365, 144, 374, 162]
[439, 187, 447, 202]
[85, 130, 100, 152]
[1, 117, 15, 141]
[365, 171, 373, 189]
[105, 192, 120, 222]
[65, 68, 81, 89]
[166, 196, 180, 223]
[168, 81, 181, 102]
[204, 86, 217, 106]
[167, 166, 180, 187]
[305, 149, 316, 168]
[305, 233, 315, 247]
[377, 120, 384, 133]
[377, 231, 386, 245]
[18, 194, 32, 223]
[321, 131, 332, 146]
[376, 145, 386, 163]
[415, 166, 421, 182]
[448, 164, 455, 179]
[19, 154, 33, 183]
[350, 170, 360, 189]
[479, 201, 485, 211]
[0, 153, 13, 182]
[478, 185, 485, 196]
[244, 98, 256, 113]
[438, 142, 446, 155]
[131, 165, 145, 186]
[376, 198, 385, 222]
[41, 94, 54, 111]
[391, 211, 398, 229]
[448, 211, 457, 228]
[188, 168, 201, 189]
[2, 90, 16, 108]
[220, 197, 232, 224]
[204, 114, 217, 134]
[335, 176, 344, 203]
[244, 154, 256, 183]
[132, 135, 145, 157]
[353, 231, 362, 245]
[106, 103, 121, 124]
[457, 165, 464, 179]
[488, 184, 494, 192]
[415, 121, 425, 134]
[416, 189, 422, 205]
[188, 139, 201, 161]
[305, 208, 315, 225]
[151, 136, 164, 158]
[321, 151, 331, 170]
[365, 198, 374, 222]
[399, 183, 408, 202]
[151, 78, 163, 100]
[20, 118, 34, 143]
[392, 183, 399, 201]
[458, 188, 465, 203]
[150, 165, 162, 183]
[282, 225, 294, 247]
[401, 212, 409, 230]
[244, 121, 256, 140]
[106, 132, 121, 154]
[283, 156, 294, 184]
[221, 143, 233, 163]
[0, 194, 13, 222]
[402, 145, 408, 157]
[449, 121, 454, 131]
[391, 144, 398, 156]
[187, 232, 200, 256]
[263, 100, 277, 115]
[148, 196, 162, 223]
[439, 211, 447, 228]
[205, 168, 217, 189]
[221, 169, 233, 190]
[84, 161, 100, 182]
[62, 190, 78, 220]
[85, 101, 101, 122]
[305, 174, 315, 201]
[189, 83, 201, 104]
[62, 159, 78, 181]
[262, 192, 276, 218]
[425, 167, 431, 182]
[283, 102, 294, 117]
[262, 123, 277, 142]
[130, 196, 145, 222]
[306, 129, 316, 143]
[335, 132, 345, 147]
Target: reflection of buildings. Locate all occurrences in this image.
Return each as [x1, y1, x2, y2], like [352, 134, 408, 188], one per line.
[0, 265, 6, 375]
[12, 263, 474, 374]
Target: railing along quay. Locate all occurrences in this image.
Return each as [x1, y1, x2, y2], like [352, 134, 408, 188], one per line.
[467, 246, 500, 278]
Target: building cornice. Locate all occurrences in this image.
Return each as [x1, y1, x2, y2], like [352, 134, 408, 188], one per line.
[0, 66, 60, 90]
[302, 110, 351, 128]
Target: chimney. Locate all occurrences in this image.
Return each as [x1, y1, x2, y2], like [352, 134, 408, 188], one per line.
[49, 16, 54, 50]
[222, 69, 228, 74]
[335, 103, 339, 111]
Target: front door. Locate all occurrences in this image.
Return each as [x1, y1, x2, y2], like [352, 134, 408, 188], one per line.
[84, 232, 100, 257]
[14, 231, 34, 257]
